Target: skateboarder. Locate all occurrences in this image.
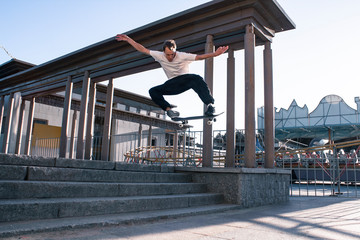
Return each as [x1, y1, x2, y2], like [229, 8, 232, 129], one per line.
[115, 34, 229, 118]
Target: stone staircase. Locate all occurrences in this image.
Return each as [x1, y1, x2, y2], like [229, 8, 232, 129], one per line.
[0, 154, 239, 237]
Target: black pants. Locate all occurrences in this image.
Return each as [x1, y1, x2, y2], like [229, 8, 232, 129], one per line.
[149, 74, 214, 111]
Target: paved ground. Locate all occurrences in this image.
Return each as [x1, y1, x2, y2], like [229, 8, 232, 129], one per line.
[3, 197, 360, 240]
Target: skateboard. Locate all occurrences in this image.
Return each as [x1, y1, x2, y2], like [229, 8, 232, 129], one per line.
[172, 112, 224, 127]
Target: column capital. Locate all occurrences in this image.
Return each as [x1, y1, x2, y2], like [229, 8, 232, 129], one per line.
[227, 48, 234, 58]
[246, 24, 254, 34]
[206, 34, 214, 42]
[264, 41, 272, 50]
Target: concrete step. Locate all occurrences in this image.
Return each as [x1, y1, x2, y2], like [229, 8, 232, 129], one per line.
[0, 193, 224, 222]
[0, 165, 191, 182]
[0, 204, 241, 238]
[0, 154, 174, 173]
[0, 153, 174, 172]
[0, 154, 232, 237]
[0, 181, 207, 199]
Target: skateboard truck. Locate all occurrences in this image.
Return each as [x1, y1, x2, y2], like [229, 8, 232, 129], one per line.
[172, 112, 223, 128]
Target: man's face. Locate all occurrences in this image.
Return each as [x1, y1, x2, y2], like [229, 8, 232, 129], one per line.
[164, 47, 176, 62]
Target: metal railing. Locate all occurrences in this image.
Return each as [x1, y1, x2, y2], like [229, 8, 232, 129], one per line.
[32, 137, 60, 158]
[275, 140, 360, 197]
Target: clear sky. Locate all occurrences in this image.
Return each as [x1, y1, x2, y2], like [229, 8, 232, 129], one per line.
[1, 0, 360, 131]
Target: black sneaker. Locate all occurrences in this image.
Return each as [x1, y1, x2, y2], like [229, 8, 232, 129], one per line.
[205, 104, 215, 116]
[167, 110, 180, 118]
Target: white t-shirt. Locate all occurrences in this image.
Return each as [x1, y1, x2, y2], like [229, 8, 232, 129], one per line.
[150, 50, 196, 79]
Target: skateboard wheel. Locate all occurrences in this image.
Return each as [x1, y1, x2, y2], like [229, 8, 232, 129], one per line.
[207, 120, 213, 125]
[214, 118, 217, 122]
[179, 123, 183, 128]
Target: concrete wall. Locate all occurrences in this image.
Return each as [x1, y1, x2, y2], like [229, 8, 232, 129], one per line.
[175, 167, 290, 208]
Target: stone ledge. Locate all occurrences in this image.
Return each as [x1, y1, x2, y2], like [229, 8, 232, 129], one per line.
[0, 153, 55, 167]
[175, 166, 290, 175]
[175, 166, 291, 208]
[0, 165, 27, 180]
[115, 162, 174, 173]
[56, 158, 115, 170]
[0, 154, 175, 173]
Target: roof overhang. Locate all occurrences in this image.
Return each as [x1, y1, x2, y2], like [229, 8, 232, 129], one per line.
[0, 58, 35, 79]
[0, 0, 295, 99]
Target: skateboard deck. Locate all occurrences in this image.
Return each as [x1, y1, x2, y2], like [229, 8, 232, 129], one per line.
[172, 112, 224, 127]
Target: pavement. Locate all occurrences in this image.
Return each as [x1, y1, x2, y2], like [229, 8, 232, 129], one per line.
[2, 196, 360, 240]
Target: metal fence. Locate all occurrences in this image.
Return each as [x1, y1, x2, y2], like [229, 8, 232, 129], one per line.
[32, 137, 60, 158]
[275, 141, 360, 198]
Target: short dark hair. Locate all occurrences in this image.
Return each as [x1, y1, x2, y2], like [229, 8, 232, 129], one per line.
[162, 40, 177, 51]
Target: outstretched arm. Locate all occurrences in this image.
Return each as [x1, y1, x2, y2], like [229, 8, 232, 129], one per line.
[195, 46, 229, 61]
[115, 34, 150, 55]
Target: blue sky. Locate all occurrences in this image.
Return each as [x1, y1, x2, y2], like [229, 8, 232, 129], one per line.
[1, 0, 360, 131]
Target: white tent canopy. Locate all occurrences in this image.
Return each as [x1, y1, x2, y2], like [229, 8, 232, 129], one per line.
[258, 95, 360, 140]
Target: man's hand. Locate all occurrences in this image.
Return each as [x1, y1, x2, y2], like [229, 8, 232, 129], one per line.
[115, 34, 130, 42]
[115, 34, 150, 55]
[195, 45, 229, 61]
[214, 46, 229, 56]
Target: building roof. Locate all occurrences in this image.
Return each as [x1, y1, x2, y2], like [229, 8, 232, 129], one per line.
[0, 58, 35, 79]
[0, 0, 295, 99]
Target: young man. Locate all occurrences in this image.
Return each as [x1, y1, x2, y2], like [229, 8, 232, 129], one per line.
[115, 34, 229, 118]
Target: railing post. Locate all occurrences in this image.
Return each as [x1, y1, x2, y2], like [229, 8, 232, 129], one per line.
[15, 99, 26, 154]
[85, 81, 97, 159]
[146, 125, 153, 159]
[101, 78, 114, 161]
[24, 98, 35, 155]
[59, 76, 73, 158]
[0, 96, 4, 139]
[76, 71, 90, 159]
[138, 124, 142, 148]
[173, 131, 178, 161]
[147, 125, 153, 147]
[69, 110, 77, 159]
[2, 93, 14, 153]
